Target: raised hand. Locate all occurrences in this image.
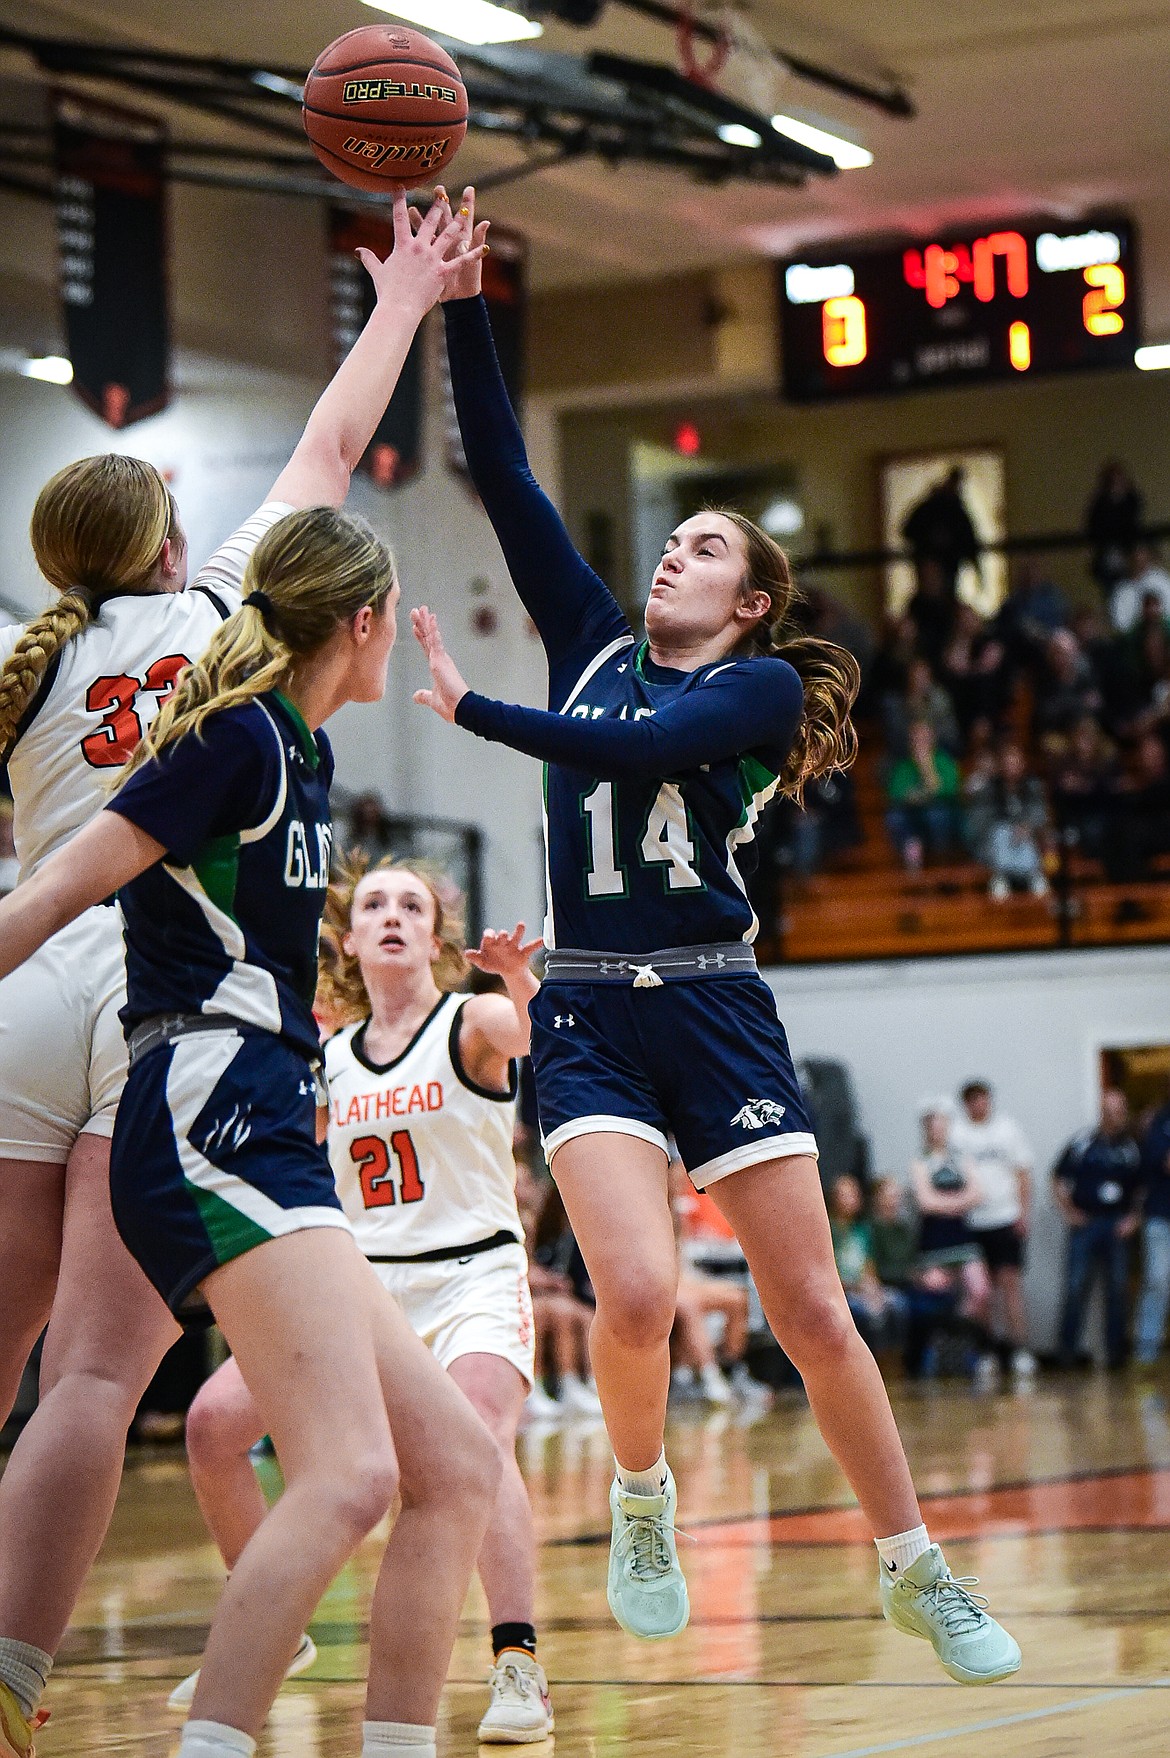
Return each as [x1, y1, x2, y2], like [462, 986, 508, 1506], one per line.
[435, 184, 490, 302]
[355, 188, 486, 320]
[411, 605, 470, 723]
[466, 922, 543, 978]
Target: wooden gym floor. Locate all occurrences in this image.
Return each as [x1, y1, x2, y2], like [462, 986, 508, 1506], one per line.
[27, 1373, 1170, 1757]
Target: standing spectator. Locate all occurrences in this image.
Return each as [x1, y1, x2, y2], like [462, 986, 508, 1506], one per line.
[1049, 715, 1116, 862]
[909, 1104, 991, 1322]
[905, 558, 957, 670]
[994, 560, 1070, 666]
[1109, 545, 1170, 634]
[902, 467, 981, 603]
[885, 719, 962, 869]
[950, 1082, 1036, 1378]
[1053, 1089, 1142, 1369]
[1134, 1086, 1170, 1366]
[1085, 461, 1144, 599]
[965, 742, 1052, 901]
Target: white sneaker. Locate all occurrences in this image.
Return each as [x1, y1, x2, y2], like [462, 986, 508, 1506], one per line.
[559, 1374, 604, 1417]
[606, 1468, 690, 1639]
[523, 1383, 563, 1422]
[728, 1362, 772, 1408]
[698, 1362, 734, 1405]
[168, 1631, 317, 1710]
[973, 1353, 1000, 1391]
[988, 875, 1010, 902]
[477, 1651, 553, 1743]
[1011, 1348, 1037, 1379]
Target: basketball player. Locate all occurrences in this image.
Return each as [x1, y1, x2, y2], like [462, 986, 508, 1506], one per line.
[0, 188, 476, 1758]
[0, 501, 500, 1758]
[409, 188, 1022, 1687]
[172, 860, 552, 1741]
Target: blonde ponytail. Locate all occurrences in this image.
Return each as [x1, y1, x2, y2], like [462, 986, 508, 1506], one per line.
[124, 505, 395, 780]
[0, 454, 177, 755]
[708, 506, 860, 803]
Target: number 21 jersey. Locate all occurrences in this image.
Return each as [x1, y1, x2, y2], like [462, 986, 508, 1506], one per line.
[326, 993, 523, 1258]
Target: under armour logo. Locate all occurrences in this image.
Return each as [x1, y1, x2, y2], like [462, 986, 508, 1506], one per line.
[617, 663, 628, 673]
[697, 952, 727, 970]
[298, 1079, 315, 1096]
[554, 1014, 576, 1029]
[731, 1099, 787, 1131]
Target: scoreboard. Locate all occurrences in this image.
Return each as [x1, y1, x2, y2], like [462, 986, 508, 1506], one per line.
[778, 218, 1137, 402]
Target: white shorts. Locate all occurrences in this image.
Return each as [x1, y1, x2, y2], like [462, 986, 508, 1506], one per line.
[0, 905, 127, 1164]
[371, 1241, 535, 1388]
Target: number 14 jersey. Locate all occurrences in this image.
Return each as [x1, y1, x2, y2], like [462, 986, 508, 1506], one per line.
[325, 993, 523, 1259]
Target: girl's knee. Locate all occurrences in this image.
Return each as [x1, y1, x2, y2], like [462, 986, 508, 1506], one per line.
[767, 1282, 857, 1369]
[595, 1271, 677, 1348]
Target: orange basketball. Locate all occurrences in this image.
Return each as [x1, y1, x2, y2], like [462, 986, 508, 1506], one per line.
[303, 25, 468, 192]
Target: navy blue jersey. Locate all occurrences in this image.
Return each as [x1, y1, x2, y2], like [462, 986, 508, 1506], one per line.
[109, 692, 333, 1062]
[1053, 1127, 1142, 1217]
[445, 296, 804, 954]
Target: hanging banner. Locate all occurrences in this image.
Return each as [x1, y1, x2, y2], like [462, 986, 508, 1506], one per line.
[329, 206, 423, 489]
[442, 225, 527, 480]
[52, 93, 169, 428]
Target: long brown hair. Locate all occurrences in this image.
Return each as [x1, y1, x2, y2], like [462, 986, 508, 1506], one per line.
[710, 507, 859, 802]
[318, 852, 469, 1026]
[0, 455, 180, 756]
[122, 506, 395, 779]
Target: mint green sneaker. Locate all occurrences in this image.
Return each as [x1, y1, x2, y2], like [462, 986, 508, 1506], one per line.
[881, 1545, 1021, 1683]
[606, 1469, 689, 1639]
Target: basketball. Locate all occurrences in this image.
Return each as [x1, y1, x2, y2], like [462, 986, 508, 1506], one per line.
[303, 25, 468, 192]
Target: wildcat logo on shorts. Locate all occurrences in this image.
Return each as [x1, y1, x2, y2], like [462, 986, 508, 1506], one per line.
[730, 1099, 787, 1131]
[342, 135, 451, 172]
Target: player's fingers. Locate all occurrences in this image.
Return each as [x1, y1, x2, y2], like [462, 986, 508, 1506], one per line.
[391, 186, 412, 247]
[437, 242, 489, 278]
[412, 688, 434, 707]
[354, 247, 384, 280]
[464, 950, 486, 968]
[418, 187, 450, 242]
[520, 938, 544, 958]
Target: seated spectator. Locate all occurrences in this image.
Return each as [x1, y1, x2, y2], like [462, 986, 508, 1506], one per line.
[1102, 733, 1170, 883]
[1085, 460, 1144, 599]
[993, 560, 1070, 664]
[1053, 1089, 1142, 1369]
[526, 1177, 603, 1417]
[1034, 630, 1104, 742]
[1048, 715, 1116, 861]
[1134, 1084, 1170, 1366]
[768, 769, 862, 879]
[885, 719, 963, 869]
[346, 789, 394, 862]
[882, 656, 961, 759]
[1110, 544, 1170, 634]
[963, 716, 998, 792]
[868, 1176, 920, 1290]
[669, 1164, 763, 1404]
[939, 604, 1009, 737]
[864, 610, 918, 712]
[965, 741, 1051, 900]
[828, 1174, 906, 1350]
[1110, 603, 1170, 741]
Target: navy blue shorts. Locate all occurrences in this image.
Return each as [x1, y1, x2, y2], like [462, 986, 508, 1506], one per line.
[529, 974, 817, 1188]
[110, 1027, 351, 1322]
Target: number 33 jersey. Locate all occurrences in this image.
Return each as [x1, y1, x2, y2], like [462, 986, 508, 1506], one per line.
[0, 501, 292, 881]
[325, 994, 523, 1259]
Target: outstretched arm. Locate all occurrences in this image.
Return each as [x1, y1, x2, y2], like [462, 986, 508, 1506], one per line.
[412, 606, 803, 780]
[0, 813, 163, 982]
[461, 923, 543, 1065]
[269, 190, 485, 511]
[439, 189, 628, 674]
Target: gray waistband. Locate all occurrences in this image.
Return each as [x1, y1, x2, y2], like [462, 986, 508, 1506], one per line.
[544, 943, 757, 987]
[127, 1012, 257, 1070]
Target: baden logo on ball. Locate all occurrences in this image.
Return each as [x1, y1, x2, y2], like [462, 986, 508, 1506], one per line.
[303, 24, 468, 192]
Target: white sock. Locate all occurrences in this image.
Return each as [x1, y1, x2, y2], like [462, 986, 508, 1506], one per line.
[0, 1639, 52, 1722]
[875, 1524, 931, 1576]
[179, 1721, 256, 1758]
[615, 1448, 669, 1498]
[362, 1722, 437, 1757]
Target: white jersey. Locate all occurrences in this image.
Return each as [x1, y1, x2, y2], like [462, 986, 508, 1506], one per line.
[950, 1111, 1033, 1230]
[326, 994, 523, 1259]
[0, 502, 293, 880]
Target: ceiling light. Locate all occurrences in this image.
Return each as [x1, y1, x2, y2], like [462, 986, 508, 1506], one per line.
[1136, 344, 1170, 371]
[21, 355, 73, 384]
[717, 123, 762, 149]
[760, 496, 804, 537]
[771, 114, 872, 170]
[362, 0, 541, 44]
